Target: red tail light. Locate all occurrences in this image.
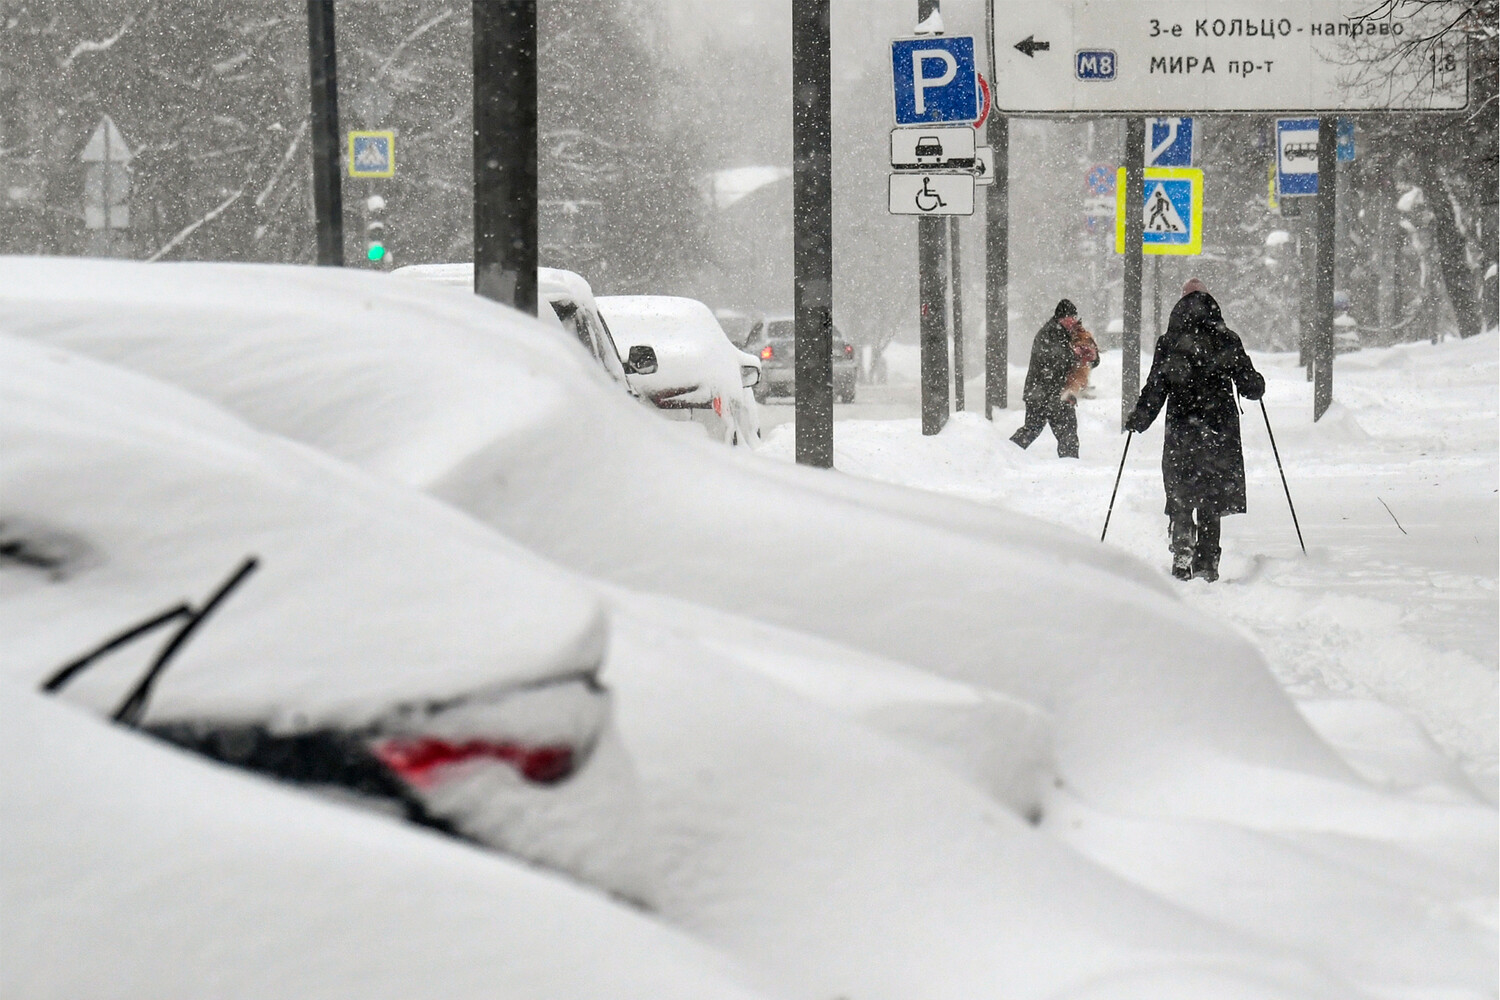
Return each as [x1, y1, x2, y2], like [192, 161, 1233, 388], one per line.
[843, 343, 854, 358]
[760, 345, 774, 360]
[373, 737, 577, 786]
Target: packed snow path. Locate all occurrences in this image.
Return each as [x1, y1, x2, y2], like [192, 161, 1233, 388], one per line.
[763, 332, 1499, 799]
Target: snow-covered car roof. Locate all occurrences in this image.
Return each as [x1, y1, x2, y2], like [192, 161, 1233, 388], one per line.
[0, 331, 604, 727]
[392, 261, 599, 314]
[598, 295, 730, 347]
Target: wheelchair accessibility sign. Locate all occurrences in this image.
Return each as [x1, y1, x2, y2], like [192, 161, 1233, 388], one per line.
[1114, 166, 1202, 256]
[888, 172, 974, 216]
[348, 131, 395, 178]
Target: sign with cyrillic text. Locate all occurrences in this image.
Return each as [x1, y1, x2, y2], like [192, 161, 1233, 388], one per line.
[990, 1, 1468, 113]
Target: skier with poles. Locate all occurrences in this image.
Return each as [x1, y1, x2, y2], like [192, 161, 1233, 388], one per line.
[1123, 278, 1265, 581]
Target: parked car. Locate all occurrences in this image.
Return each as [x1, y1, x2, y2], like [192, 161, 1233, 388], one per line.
[0, 330, 644, 901]
[598, 294, 762, 447]
[392, 263, 658, 395]
[744, 315, 858, 403]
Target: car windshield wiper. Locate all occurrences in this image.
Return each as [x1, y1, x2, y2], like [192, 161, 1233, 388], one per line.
[41, 556, 259, 728]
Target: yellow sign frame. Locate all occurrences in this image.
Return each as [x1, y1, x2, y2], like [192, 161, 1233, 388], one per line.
[1114, 166, 1203, 256]
[348, 130, 396, 178]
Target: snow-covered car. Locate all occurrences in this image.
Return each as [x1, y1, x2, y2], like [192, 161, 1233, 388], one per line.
[597, 294, 762, 447]
[2, 686, 778, 1000]
[0, 332, 643, 900]
[744, 314, 858, 403]
[392, 262, 659, 397]
[4, 259, 1491, 1000]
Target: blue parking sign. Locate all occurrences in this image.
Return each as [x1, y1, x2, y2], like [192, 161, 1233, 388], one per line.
[891, 36, 979, 125]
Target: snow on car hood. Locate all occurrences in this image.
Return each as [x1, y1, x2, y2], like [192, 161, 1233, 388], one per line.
[0, 257, 1350, 814]
[0, 333, 605, 728]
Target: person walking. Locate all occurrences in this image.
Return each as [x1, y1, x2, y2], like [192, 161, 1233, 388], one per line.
[1123, 279, 1265, 582]
[1011, 299, 1095, 458]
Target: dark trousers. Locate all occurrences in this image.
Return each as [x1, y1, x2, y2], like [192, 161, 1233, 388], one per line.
[1169, 503, 1221, 573]
[1010, 399, 1078, 458]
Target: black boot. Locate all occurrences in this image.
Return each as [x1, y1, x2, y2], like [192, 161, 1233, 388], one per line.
[1169, 511, 1195, 580]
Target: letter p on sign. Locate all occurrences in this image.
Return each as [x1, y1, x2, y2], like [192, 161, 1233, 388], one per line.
[891, 36, 979, 125]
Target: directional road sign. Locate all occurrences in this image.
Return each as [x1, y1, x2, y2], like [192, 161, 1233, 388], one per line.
[1146, 117, 1195, 166]
[1276, 118, 1319, 196]
[1114, 166, 1202, 255]
[891, 126, 976, 169]
[348, 130, 395, 178]
[889, 172, 975, 216]
[891, 36, 980, 125]
[989, 0, 1469, 113]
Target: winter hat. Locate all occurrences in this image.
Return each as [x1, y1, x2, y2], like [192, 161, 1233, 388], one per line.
[1053, 299, 1078, 319]
[1181, 277, 1208, 296]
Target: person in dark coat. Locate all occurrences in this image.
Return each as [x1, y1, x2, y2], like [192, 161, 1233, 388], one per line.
[1011, 299, 1095, 458]
[1124, 280, 1265, 582]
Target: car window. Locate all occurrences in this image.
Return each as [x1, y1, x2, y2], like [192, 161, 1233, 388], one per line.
[549, 299, 594, 355]
[588, 311, 630, 385]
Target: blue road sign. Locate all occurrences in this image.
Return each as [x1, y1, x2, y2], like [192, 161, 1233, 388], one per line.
[1074, 50, 1116, 81]
[891, 36, 979, 125]
[1276, 118, 1319, 197]
[1146, 117, 1195, 167]
[1336, 117, 1355, 162]
[1115, 167, 1203, 256]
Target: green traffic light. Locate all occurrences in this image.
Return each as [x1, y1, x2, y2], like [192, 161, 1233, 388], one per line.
[367, 243, 386, 262]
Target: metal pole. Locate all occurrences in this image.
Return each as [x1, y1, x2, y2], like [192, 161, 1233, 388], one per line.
[1313, 115, 1336, 420]
[917, 0, 949, 435]
[950, 216, 965, 410]
[1121, 117, 1145, 428]
[1152, 254, 1161, 338]
[306, 0, 343, 266]
[982, 1, 1007, 417]
[792, 0, 834, 467]
[473, 1, 537, 315]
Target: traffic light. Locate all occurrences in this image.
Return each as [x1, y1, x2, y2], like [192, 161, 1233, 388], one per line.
[364, 193, 388, 265]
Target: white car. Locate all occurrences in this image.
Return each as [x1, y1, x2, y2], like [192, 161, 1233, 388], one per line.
[392, 262, 658, 397]
[0, 331, 644, 901]
[598, 294, 762, 447]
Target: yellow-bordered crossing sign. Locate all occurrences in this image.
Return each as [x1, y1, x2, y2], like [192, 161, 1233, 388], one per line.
[348, 131, 395, 178]
[1115, 166, 1202, 256]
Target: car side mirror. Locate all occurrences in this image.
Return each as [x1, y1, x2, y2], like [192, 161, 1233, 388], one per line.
[625, 344, 658, 375]
[740, 365, 760, 388]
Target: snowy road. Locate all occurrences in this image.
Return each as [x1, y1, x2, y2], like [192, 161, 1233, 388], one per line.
[760, 334, 1499, 799]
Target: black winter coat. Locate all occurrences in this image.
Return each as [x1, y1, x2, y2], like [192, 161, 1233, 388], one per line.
[1022, 318, 1074, 406]
[1127, 291, 1265, 516]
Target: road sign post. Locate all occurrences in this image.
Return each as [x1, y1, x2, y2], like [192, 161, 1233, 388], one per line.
[1122, 119, 1144, 429]
[1313, 116, 1336, 420]
[982, 0, 1007, 416]
[306, 0, 342, 266]
[893, 9, 980, 435]
[473, 1, 537, 315]
[793, 0, 835, 468]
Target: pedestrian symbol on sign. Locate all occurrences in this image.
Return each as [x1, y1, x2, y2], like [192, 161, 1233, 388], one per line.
[1145, 184, 1185, 233]
[348, 130, 396, 178]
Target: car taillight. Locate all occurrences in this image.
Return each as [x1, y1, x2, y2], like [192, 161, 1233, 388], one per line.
[372, 737, 577, 786]
[760, 345, 774, 360]
[843, 343, 854, 358]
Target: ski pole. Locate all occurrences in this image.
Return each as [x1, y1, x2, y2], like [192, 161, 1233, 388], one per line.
[1100, 431, 1133, 543]
[1259, 400, 1306, 555]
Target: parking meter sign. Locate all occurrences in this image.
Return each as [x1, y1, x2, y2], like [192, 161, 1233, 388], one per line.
[891, 36, 980, 125]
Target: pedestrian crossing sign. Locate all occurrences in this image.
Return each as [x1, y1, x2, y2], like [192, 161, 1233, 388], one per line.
[1114, 166, 1202, 256]
[348, 131, 395, 178]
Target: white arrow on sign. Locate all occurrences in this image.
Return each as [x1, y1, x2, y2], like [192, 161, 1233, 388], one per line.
[888, 172, 975, 216]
